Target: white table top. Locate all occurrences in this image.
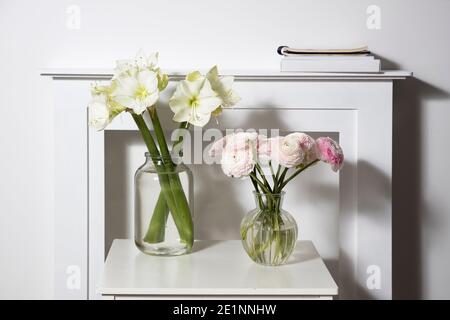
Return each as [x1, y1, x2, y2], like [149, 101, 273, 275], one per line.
[98, 240, 338, 296]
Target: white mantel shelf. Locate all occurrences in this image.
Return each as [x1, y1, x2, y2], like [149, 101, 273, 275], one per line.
[98, 240, 338, 299]
[40, 68, 412, 80]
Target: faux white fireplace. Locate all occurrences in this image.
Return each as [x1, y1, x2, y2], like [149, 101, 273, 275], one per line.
[42, 69, 411, 300]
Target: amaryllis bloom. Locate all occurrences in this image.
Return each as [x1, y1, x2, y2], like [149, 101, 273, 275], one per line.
[114, 50, 158, 77]
[206, 66, 241, 115]
[315, 137, 344, 172]
[134, 50, 159, 71]
[88, 94, 110, 131]
[286, 132, 317, 164]
[209, 132, 258, 157]
[221, 148, 256, 178]
[114, 59, 136, 78]
[111, 69, 159, 114]
[169, 72, 222, 127]
[270, 135, 305, 168]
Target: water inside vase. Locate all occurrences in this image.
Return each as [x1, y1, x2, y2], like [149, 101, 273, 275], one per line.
[134, 161, 192, 256]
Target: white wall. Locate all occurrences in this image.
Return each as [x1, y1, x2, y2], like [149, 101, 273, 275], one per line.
[0, 0, 449, 299]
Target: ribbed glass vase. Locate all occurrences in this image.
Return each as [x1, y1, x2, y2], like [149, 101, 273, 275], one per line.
[240, 192, 298, 266]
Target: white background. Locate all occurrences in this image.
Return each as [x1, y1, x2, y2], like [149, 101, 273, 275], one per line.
[0, 0, 449, 299]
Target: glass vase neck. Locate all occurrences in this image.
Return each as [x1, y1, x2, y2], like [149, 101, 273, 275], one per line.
[144, 152, 184, 164]
[253, 191, 285, 211]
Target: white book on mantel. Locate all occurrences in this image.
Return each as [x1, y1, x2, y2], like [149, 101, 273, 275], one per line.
[282, 54, 374, 60]
[280, 57, 381, 73]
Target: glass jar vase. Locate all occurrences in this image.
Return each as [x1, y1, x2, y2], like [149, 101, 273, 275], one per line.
[240, 192, 298, 266]
[134, 152, 193, 256]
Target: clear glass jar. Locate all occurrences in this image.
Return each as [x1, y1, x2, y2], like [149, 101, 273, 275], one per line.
[240, 192, 298, 266]
[134, 152, 193, 256]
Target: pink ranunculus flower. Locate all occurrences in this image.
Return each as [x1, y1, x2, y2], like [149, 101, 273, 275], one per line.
[209, 136, 227, 157]
[221, 148, 256, 178]
[315, 137, 344, 172]
[209, 131, 258, 157]
[270, 135, 305, 168]
[255, 135, 272, 159]
[287, 132, 317, 164]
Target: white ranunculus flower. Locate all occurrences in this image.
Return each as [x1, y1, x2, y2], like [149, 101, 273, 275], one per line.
[111, 69, 159, 114]
[286, 132, 317, 164]
[221, 147, 256, 178]
[206, 66, 240, 112]
[88, 94, 110, 131]
[270, 135, 305, 168]
[169, 74, 222, 127]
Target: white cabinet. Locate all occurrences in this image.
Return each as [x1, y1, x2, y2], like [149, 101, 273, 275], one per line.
[98, 240, 338, 300]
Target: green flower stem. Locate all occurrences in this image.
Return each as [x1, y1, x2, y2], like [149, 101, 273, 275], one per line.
[249, 172, 272, 196]
[275, 167, 289, 192]
[269, 160, 277, 186]
[147, 107, 194, 249]
[275, 165, 281, 181]
[249, 172, 276, 211]
[255, 163, 272, 193]
[131, 113, 192, 248]
[148, 106, 174, 167]
[250, 170, 260, 193]
[144, 121, 190, 245]
[143, 192, 169, 243]
[249, 172, 264, 209]
[173, 122, 189, 157]
[279, 159, 319, 190]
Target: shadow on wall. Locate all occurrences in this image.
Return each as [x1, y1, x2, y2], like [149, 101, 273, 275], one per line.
[390, 60, 450, 299]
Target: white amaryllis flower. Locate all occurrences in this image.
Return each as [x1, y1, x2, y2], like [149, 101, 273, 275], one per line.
[206, 66, 240, 115]
[113, 50, 162, 83]
[134, 50, 158, 71]
[111, 69, 159, 114]
[114, 59, 136, 78]
[88, 94, 110, 131]
[169, 72, 222, 127]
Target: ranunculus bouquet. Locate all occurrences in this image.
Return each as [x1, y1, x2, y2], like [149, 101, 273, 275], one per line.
[210, 132, 343, 265]
[88, 51, 239, 254]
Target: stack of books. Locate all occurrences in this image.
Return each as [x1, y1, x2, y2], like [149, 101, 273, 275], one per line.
[278, 46, 380, 73]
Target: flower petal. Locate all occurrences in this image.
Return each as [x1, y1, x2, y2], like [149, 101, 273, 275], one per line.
[196, 96, 222, 114]
[181, 78, 203, 97]
[173, 107, 191, 123]
[143, 91, 159, 108]
[169, 97, 190, 114]
[138, 70, 158, 91]
[132, 101, 148, 115]
[197, 78, 217, 99]
[113, 76, 137, 97]
[189, 112, 211, 127]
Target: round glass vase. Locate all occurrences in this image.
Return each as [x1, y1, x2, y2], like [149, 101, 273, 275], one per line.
[240, 192, 298, 266]
[134, 152, 193, 256]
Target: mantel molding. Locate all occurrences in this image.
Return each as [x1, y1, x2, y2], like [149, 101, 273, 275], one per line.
[40, 68, 412, 80]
